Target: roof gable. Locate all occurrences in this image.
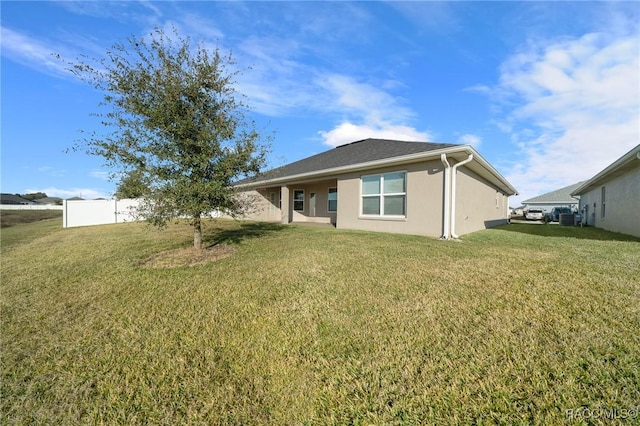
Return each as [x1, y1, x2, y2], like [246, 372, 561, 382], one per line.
[522, 181, 584, 204]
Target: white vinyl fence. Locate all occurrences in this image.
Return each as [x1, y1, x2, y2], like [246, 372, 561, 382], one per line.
[62, 198, 222, 228]
[63, 198, 141, 228]
[0, 204, 64, 210]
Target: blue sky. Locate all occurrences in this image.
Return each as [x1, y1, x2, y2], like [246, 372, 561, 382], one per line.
[2, 1, 638, 206]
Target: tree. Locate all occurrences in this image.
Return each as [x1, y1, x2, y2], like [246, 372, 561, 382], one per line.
[115, 169, 148, 199]
[22, 192, 48, 201]
[68, 27, 270, 249]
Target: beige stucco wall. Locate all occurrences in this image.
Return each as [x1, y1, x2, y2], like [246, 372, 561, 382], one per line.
[578, 165, 640, 237]
[336, 160, 446, 237]
[454, 168, 509, 235]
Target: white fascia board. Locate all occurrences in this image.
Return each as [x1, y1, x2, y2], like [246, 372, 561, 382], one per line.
[570, 144, 640, 196]
[463, 147, 518, 196]
[237, 145, 518, 195]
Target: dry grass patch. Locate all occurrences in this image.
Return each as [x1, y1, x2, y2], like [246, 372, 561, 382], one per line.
[139, 244, 236, 268]
[0, 209, 62, 228]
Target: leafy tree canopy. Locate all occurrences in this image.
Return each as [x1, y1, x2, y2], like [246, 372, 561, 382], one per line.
[115, 169, 148, 200]
[22, 192, 48, 200]
[68, 27, 271, 248]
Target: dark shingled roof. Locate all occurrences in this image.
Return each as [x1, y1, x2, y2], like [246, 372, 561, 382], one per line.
[240, 138, 458, 184]
[0, 193, 39, 205]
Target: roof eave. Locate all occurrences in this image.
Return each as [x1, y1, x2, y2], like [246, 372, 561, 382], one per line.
[237, 145, 518, 196]
[570, 145, 640, 196]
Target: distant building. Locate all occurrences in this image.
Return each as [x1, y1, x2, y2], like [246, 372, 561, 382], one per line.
[0, 193, 38, 205]
[521, 182, 583, 214]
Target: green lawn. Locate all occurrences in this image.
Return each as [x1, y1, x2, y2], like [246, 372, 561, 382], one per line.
[0, 209, 62, 228]
[2, 220, 639, 424]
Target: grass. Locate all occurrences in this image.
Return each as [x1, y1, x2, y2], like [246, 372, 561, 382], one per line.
[1, 219, 639, 424]
[0, 209, 62, 228]
[0, 210, 63, 251]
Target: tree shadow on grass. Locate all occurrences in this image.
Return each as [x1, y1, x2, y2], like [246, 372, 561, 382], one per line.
[496, 223, 640, 242]
[205, 221, 286, 247]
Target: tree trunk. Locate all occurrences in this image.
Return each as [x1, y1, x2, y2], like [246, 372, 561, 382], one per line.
[193, 215, 203, 249]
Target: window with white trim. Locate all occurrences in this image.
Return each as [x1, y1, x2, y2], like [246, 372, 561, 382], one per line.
[361, 172, 406, 217]
[601, 186, 606, 218]
[293, 189, 304, 211]
[328, 188, 337, 212]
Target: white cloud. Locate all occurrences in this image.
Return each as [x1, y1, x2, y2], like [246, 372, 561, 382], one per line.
[319, 122, 431, 148]
[316, 74, 430, 147]
[0, 26, 70, 76]
[457, 134, 481, 148]
[491, 31, 639, 203]
[25, 187, 112, 200]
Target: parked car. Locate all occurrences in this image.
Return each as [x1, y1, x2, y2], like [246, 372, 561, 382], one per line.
[549, 207, 572, 222]
[525, 208, 544, 221]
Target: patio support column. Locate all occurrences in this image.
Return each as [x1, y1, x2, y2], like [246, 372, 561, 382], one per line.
[280, 185, 290, 224]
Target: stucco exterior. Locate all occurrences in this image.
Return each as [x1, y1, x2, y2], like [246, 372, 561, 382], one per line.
[335, 161, 444, 236]
[576, 164, 640, 237]
[454, 168, 510, 236]
[571, 144, 640, 238]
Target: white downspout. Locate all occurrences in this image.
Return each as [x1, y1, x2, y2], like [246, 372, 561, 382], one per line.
[450, 154, 473, 239]
[440, 154, 451, 239]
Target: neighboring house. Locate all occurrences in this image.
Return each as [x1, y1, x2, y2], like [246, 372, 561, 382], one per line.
[38, 197, 63, 205]
[570, 144, 640, 237]
[235, 138, 517, 239]
[0, 193, 38, 205]
[521, 182, 583, 214]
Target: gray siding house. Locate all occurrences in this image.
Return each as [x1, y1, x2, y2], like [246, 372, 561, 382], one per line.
[235, 139, 517, 239]
[571, 144, 640, 237]
[521, 182, 583, 214]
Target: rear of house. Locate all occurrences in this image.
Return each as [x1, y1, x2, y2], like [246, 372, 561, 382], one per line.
[236, 139, 517, 239]
[571, 144, 640, 237]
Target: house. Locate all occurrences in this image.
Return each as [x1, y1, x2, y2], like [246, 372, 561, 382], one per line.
[235, 138, 517, 239]
[0, 193, 38, 205]
[521, 182, 583, 214]
[570, 144, 640, 237]
[37, 197, 63, 205]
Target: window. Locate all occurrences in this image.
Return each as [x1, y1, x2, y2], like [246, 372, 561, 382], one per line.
[328, 188, 337, 212]
[361, 172, 406, 217]
[269, 192, 276, 215]
[293, 189, 304, 211]
[601, 186, 606, 218]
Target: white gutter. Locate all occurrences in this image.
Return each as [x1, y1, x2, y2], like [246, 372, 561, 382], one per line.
[236, 145, 518, 195]
[440, 154, 451, 239]
[450, 153, 473, 239]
